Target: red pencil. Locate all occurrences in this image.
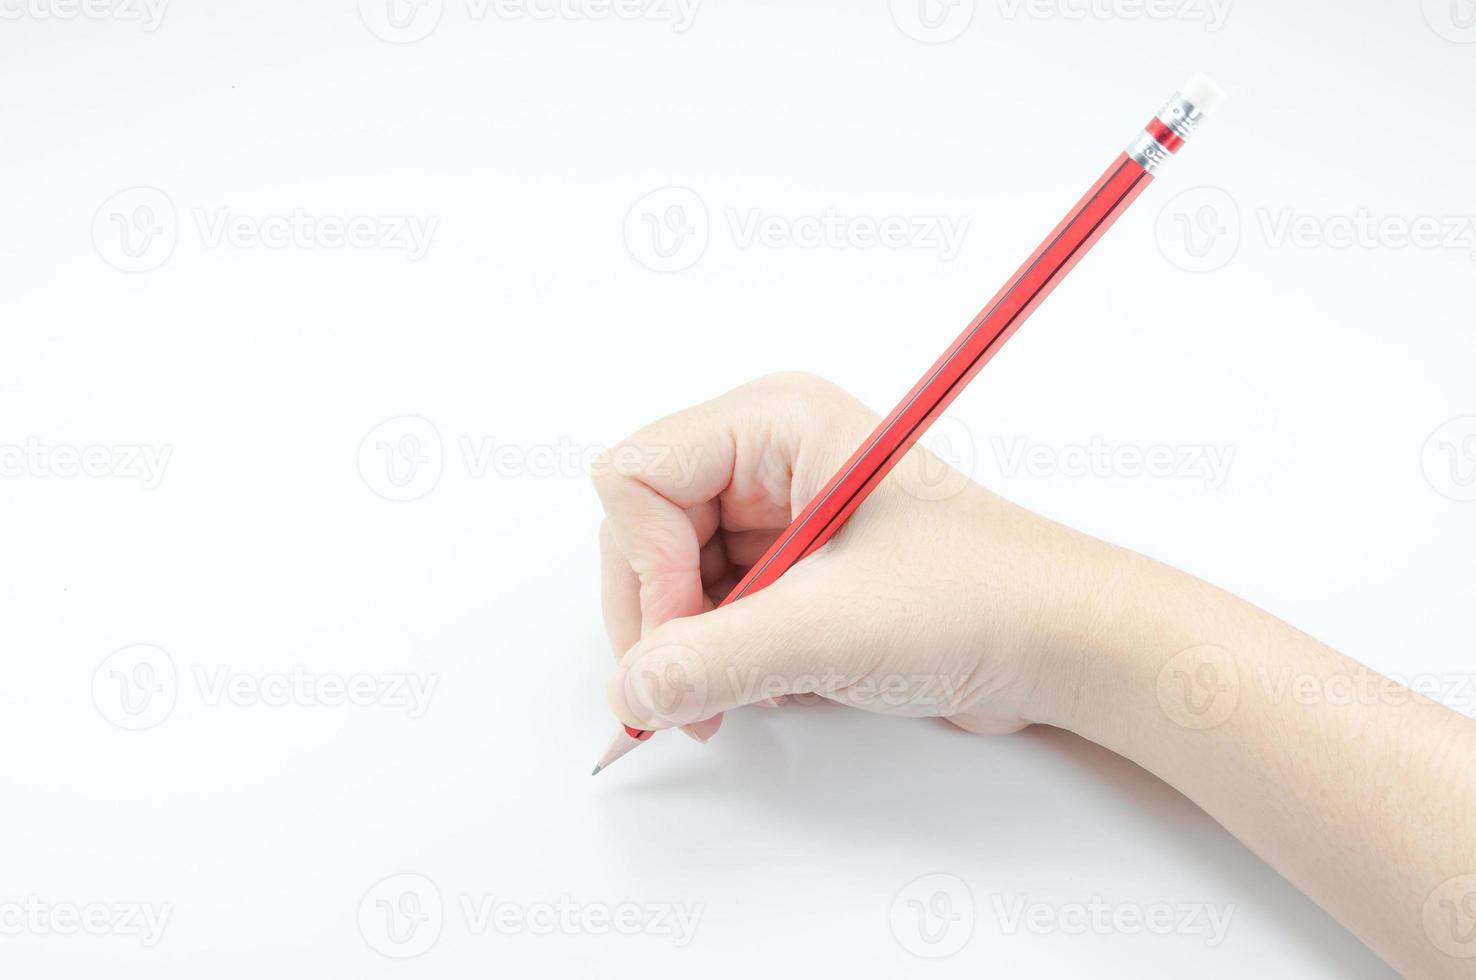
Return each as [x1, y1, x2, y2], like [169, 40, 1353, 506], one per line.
[594, 74, 1226, 774]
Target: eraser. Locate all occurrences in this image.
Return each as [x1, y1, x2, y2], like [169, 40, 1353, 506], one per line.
[1179, 73, 1226, 114]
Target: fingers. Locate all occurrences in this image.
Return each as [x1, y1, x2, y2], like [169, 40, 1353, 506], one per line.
[592, 383, 802, 672]
[598, 520, 642, 655]
[721, 527, 781, 568]
[593, 375, 862, 635]
[594, 375, 869, 739]
[602, 516, 723, 742]
[593, 407, 729, 634]
[604, 565, 840, 731]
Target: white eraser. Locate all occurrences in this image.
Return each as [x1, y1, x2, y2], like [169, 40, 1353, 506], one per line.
[1179, 72, 1226, 113]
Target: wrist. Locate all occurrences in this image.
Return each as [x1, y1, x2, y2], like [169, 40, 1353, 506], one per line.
[1027, 540, 1235, 758]
[1003, 518, 1180, 743]
[1017, 541, 1138, 736]
[949, 490, 1146, 734]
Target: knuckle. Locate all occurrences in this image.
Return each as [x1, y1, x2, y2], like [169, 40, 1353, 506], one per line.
[752, 370, 836, 398]
[589, 449, 617, 488]
[591, 440, 651, 492]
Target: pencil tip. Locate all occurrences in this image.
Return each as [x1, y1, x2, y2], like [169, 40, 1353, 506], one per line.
[591, 726, 644, 776]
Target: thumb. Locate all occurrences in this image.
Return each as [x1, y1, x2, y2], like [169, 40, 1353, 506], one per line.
[605, 569, 836, 732]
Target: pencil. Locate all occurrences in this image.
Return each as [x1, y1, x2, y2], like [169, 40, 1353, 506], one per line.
[594, 74, 1226, 775]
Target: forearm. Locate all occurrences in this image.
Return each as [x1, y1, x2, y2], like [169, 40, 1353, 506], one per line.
[1032, 542, 1476, 977]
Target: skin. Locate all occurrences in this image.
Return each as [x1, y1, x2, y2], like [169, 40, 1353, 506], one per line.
[593, 372, 1476, 978]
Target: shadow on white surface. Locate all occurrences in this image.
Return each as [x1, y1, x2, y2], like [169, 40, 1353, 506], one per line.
[593, 705, 1397, 978]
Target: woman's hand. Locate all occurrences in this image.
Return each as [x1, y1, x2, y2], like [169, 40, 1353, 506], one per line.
[593, 372, 1476, 978]
[592, 372, 1115, 741]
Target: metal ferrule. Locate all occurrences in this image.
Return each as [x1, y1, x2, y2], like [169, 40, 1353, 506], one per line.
[1126, 90, 1209, 172]
[1126, 131, 1174, 174]
[1157, 94, 1205, 140]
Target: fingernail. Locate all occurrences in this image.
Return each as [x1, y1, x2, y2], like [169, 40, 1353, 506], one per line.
[681, 714, 723, 744]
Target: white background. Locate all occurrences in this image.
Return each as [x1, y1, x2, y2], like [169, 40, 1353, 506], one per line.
[2, 0, 1473, 976]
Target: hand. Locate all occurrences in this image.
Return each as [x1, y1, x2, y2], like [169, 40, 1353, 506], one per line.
[593, 373, 1476, 979]
[592, 372, 1116, 741]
